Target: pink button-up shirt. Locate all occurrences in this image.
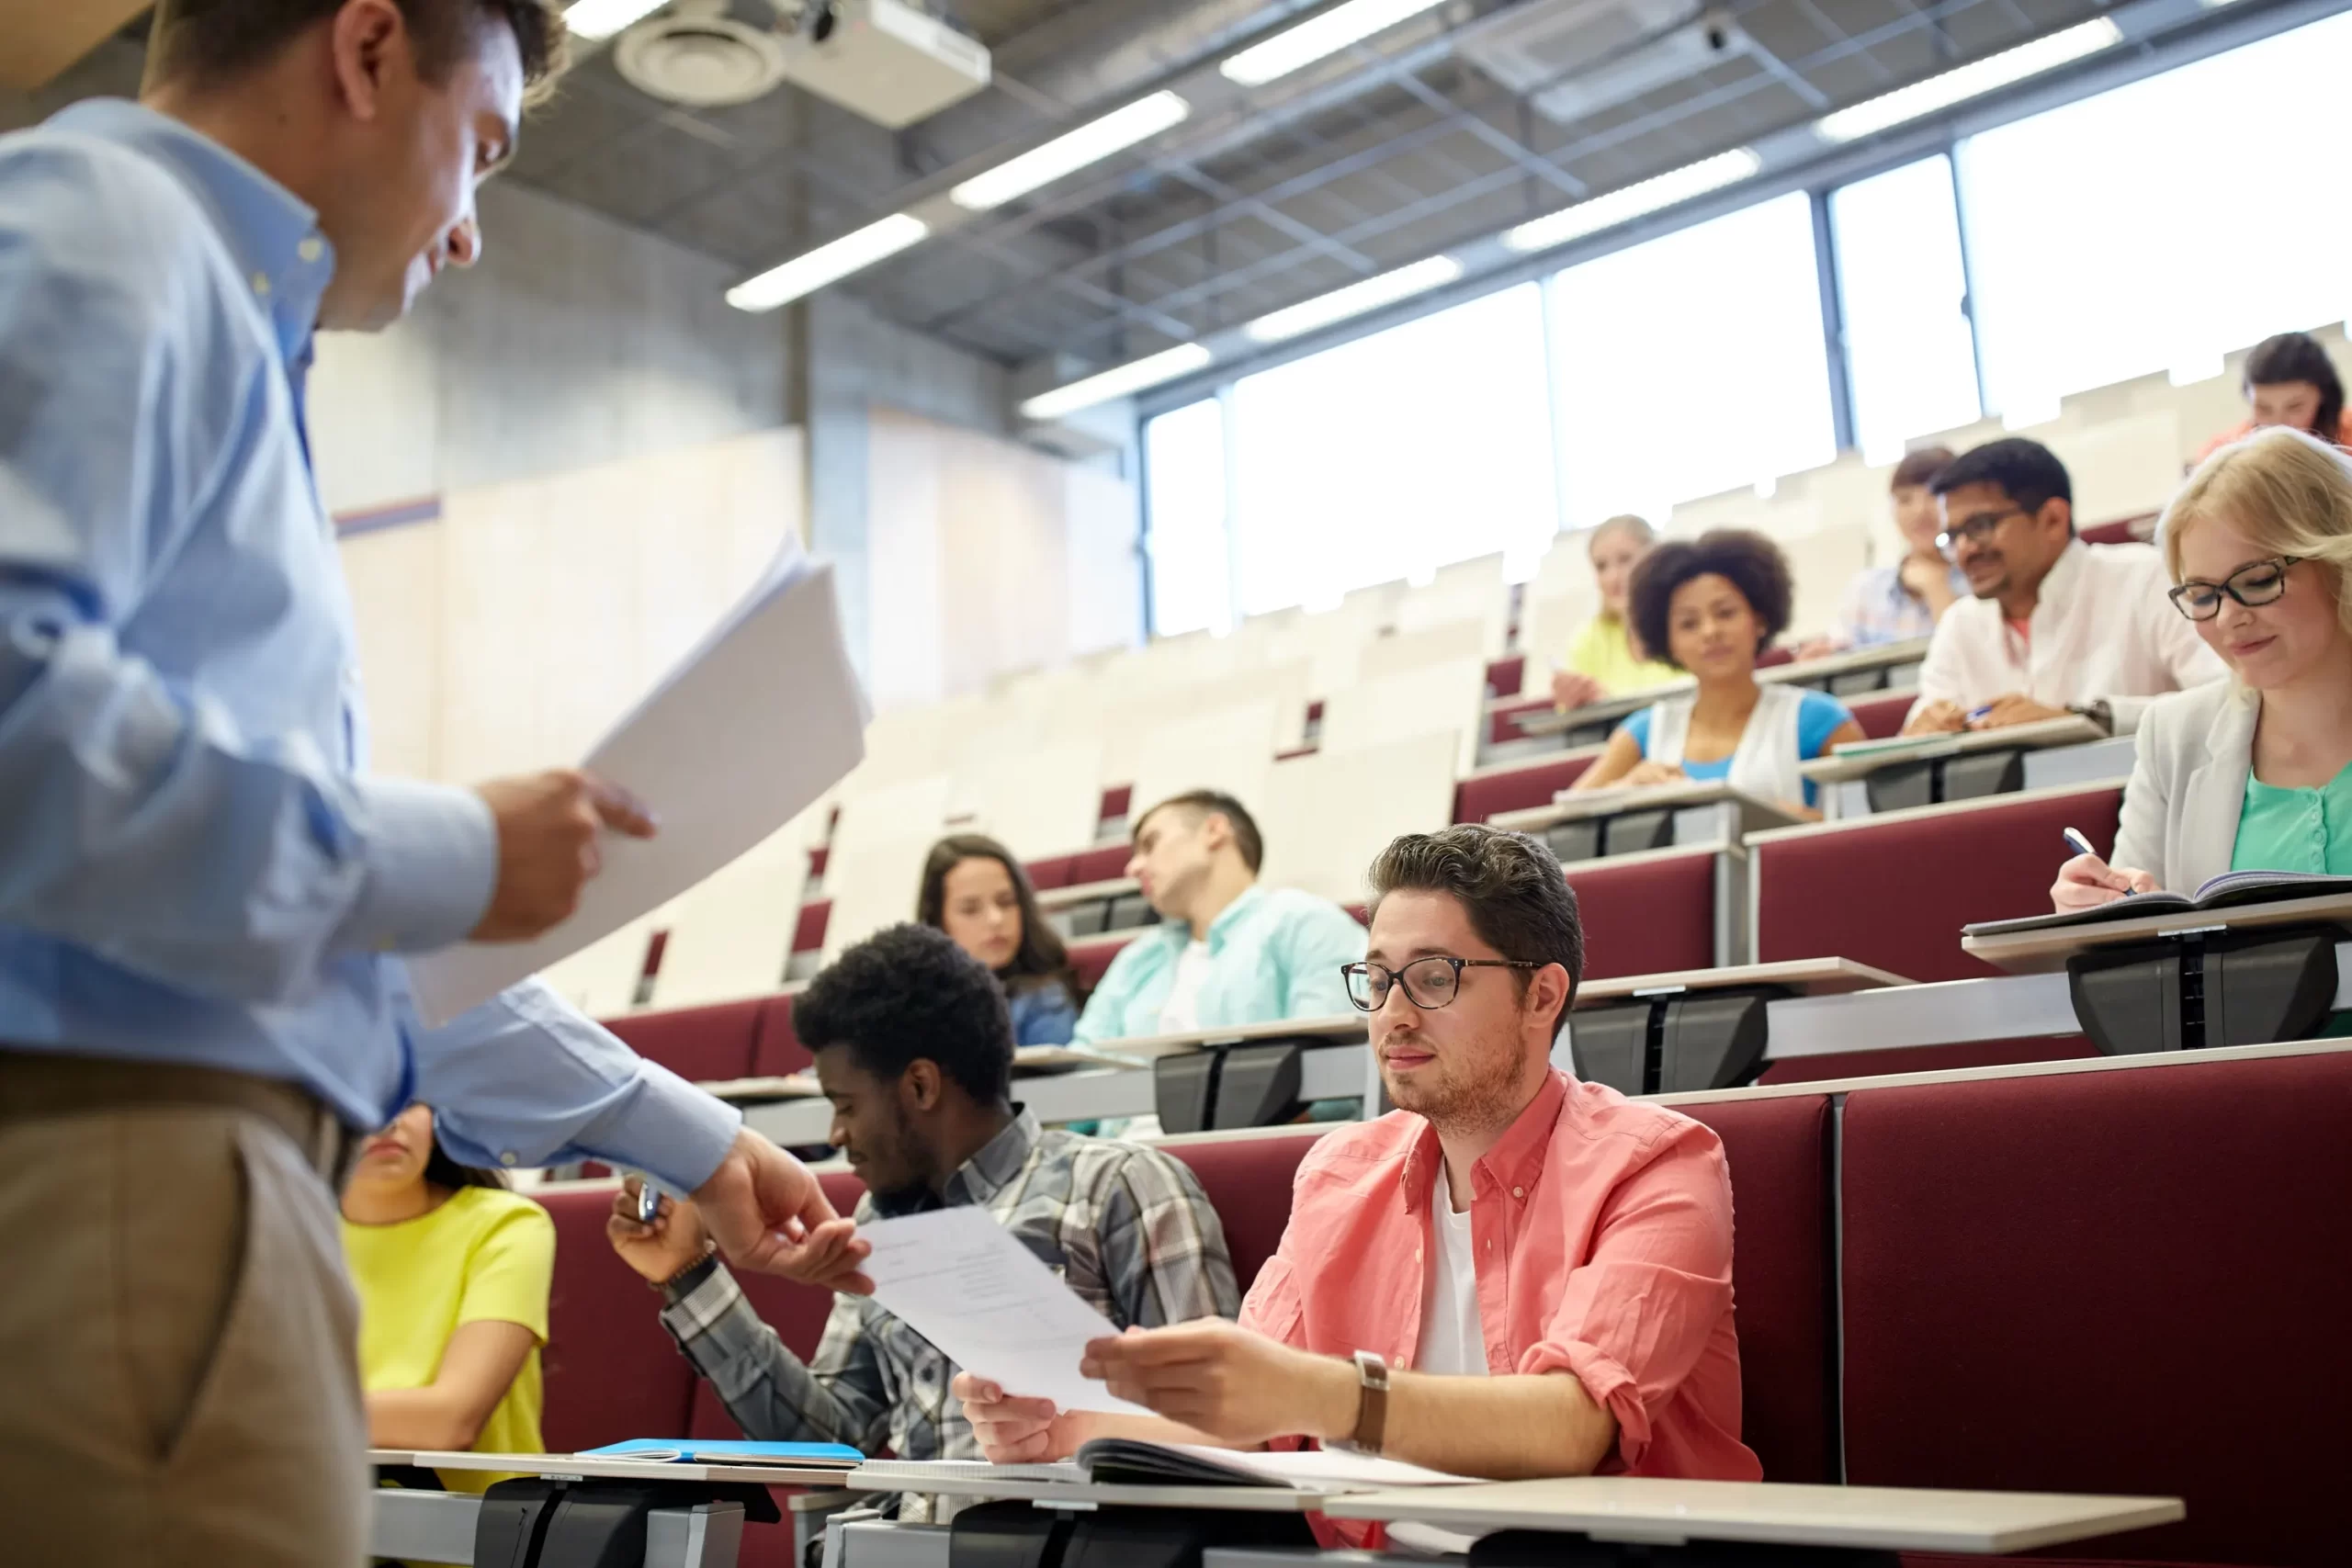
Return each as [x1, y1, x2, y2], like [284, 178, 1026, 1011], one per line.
[1240, 1069, 1758, 1540]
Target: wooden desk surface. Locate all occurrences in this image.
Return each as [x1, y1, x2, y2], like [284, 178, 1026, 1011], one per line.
[1961, 890, 2352, 974]
[1572, 958, 1912, 1010]
[1322, 1476, 2183, 1554]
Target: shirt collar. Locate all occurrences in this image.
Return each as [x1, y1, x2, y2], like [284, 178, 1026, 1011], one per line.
[49, 99, 335, 370]
[2030, 539, 2087, 626]
[942, 1107, 1041, 1206]
[1402, 1067, 1570, 1213]
[1152, 883, 1265, 954]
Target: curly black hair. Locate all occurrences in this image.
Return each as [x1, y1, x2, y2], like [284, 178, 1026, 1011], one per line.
[795, 923, 1013, 1106]
[1626, 528, 1793, 672]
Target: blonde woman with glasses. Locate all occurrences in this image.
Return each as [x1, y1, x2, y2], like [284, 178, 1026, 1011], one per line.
[2055, 426, 2352, 909]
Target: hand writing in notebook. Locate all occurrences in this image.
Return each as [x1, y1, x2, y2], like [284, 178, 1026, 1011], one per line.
[2052, 852, 2159, 912]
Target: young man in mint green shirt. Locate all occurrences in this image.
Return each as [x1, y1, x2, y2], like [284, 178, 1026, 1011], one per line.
[1071, 790, 1365, 1045]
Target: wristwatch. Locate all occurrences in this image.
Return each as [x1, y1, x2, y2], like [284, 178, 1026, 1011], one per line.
[2069, 699, 2114, 733]
[654, 1247, 719, 1303]
[1347, 1348, 1391, 1455]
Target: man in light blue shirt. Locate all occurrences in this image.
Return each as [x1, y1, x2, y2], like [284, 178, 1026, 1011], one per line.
[1071, 790, 1366, 1044]
[0, 6, 863, 1562]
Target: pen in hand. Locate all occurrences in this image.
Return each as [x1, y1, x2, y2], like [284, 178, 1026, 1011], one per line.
[2060, 827, 2098, 860]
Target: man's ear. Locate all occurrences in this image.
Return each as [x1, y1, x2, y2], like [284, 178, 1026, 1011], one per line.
[2040, 496, 2074, 537]
[328, 0, 409, 121]
[1529, 964, 1574, 1030]
[900, 1059, 944, 1114]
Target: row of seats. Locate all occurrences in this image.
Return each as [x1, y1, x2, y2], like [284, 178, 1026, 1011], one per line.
[528, 1045, 2352, 1567]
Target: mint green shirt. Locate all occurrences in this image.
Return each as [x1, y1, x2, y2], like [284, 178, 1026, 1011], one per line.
[1070, 886, 1367, 1045]
[2230, 761, 2352, 875]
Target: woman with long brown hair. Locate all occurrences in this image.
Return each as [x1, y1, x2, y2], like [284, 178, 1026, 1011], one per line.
[917, 834, 1081, 1045]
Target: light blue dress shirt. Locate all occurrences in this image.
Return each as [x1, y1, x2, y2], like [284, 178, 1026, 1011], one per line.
[1069, 886, 1366, 1045]
[0, 101, 737, 1189]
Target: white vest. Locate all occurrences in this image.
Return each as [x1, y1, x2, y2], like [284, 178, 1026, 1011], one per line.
[1648, 682, 1810, 807]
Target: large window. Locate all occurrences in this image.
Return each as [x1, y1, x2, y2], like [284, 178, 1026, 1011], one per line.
[1960, 11, 2352, 421]
[1831, 156, 1982, 462]
[1546, 193, 1838, 528]
[1227, 283, 1555, 615]
[1140, 399, 1230, 637]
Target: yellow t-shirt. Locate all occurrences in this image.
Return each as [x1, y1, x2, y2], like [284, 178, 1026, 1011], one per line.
[344, 1185, 555, 1495]
[1564, 613, 1681, 695]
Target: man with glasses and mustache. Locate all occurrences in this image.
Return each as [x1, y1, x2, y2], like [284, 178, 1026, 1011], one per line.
[954, 827, 1758, 1548]
[1903, 438, 2222, 737]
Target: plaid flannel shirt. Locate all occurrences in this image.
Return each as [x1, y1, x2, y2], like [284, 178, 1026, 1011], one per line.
[659, 1109, 1238, 1521]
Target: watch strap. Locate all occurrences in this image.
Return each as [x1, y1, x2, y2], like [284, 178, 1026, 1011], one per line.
[1350, 1349, 1391, 1455]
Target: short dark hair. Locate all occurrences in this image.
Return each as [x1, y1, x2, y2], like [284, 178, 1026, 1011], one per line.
[1368, 827, 1583, 1033]
[2244, 331, 2346, 443]
[1136, 789, 1264, 874]
[1626, 528, 1794, 671]
[1932, 438, 2074, 525]
[796, 924, 1013, 1106]
[147, 0, 565, 96]
[1891, 446, 1954, 491]
[917, 833, 1080, 1002]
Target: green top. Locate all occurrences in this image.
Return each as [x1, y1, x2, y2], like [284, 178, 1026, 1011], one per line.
[2231, 760, 2352, 875]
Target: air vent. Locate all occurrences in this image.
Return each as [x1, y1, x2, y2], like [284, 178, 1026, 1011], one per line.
[616, 0, 789, 107]
[1460, 0, 1755, 129]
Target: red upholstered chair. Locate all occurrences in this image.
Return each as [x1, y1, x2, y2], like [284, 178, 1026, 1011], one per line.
[1844, 690, 1915, 741]
[1564, 848, 1719, 980]
[1484, 655, 1524, 697]
[604, 998, 766, 1085]
[751, 993, 809, 1078]
[1069, 931, 1143, 992]
[1751, 785, 2121, 983]
[2080, 513, 2156, 546]
[1069, 844, 1132, 884]
[1453, 753, 1600, 824]
[792, 899, 830, 956]
[1024, 854, 1077, 892]
[1158, 1126, 1332, 1294]
[1101, 785, 1132, 823]
[1756, 1035, 2096, 1084]
[1756, 645, 1795, 669]
[1487, 695, 1555, 747]
[1674, 1094, 1837, 1484]
[1840, 1051, 2352, 1566]
[536, 1184, 697, 1453]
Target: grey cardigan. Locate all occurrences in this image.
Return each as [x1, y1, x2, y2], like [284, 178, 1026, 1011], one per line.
[2111, 677, 2256, 893]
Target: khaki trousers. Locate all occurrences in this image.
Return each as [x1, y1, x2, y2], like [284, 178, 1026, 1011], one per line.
[0, 1051, 368, 1568]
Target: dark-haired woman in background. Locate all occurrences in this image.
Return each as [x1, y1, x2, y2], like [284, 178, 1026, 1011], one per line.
[1572, 529, 1865, 819]
[342, 1104, 553, 1492]
[918, 834, 1080, 1046]
[2196, 331, 2352, 463]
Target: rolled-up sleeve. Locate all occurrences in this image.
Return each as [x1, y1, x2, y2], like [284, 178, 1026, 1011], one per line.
[416, 976, 741, 1190]
[1518, 1128, 1736, 1472]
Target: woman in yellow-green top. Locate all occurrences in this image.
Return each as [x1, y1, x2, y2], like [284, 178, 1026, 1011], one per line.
[2054, 426, 2352, 910]
[342, 1102, 555, 1494]
[1551, 513, 1683, 710]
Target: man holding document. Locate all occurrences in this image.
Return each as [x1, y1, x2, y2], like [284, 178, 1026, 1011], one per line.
[0, 4, 865, 1564]
[957, 826, 1759, 1542]
[607, 924, 1238, 1520]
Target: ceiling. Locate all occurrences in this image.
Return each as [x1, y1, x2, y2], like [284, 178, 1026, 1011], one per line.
[20, 1, 2275, 382]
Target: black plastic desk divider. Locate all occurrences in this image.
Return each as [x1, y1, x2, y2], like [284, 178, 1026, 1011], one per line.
[475, 1475, 777, 1568]
[1544, 806, 1676, 866]
[1469, 1530, 1898, 1567]
[2067, 926, 2340, 1055]
[1154, 1042, 1305, 1134]
[1570, 987, 1781, 1097]
[949, 1499, 1314, 1568]
[1861, 748, 2024, 815]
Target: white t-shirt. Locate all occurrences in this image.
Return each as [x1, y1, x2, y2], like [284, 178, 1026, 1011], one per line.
[1156, 939, 1214, 1034]
[1414, 1163, 1486, 1376]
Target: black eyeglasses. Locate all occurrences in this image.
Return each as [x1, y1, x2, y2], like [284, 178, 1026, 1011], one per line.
[1936, 507, 2029, 553]
[2168, 557, 2300, 621]
[1341, 956, 1541, 1012]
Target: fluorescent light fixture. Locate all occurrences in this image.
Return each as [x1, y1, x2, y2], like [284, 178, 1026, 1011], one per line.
[1020, 344, 1215, 422]
[1244, 255, 1462, 343]
[1814, 18, 2122, 143]
[1501, 149, 1762, 254]
[562, 0, 667, 41]
[951, 92, 1191, 211]
[1221, 0, 1449, 86]
[726, 214, 930, 312]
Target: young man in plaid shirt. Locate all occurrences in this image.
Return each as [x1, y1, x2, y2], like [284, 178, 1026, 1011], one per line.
[607, 923, 1238, 1518]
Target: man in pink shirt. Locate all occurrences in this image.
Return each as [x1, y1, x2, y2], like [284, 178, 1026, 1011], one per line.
[955, 824, 1759, 1511]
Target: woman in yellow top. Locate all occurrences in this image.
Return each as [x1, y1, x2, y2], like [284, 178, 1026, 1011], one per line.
[1551, 513, 1682, 709]
[342, 1103, 555, 1494]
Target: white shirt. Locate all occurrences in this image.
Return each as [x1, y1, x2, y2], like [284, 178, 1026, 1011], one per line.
[1907, 540, 2225, 734]
[1414, 1164, 1486, 1375]
[1156, 939, 1214, 1034]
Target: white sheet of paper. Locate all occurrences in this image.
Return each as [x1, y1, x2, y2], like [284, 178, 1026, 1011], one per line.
[858, 1207, 1152, 1416]
[408, 547, 866, 1025]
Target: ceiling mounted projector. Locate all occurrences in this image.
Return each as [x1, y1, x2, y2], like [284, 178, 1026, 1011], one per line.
[772, 0, 990, 129]
[615, 0, 787, 107]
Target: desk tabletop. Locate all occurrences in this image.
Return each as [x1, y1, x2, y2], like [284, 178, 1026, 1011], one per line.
[845, 1472, 1328, 1512]
[1800, 714, 2107, 784]
[1572, 958, 1913, 1010]
[1083, 1013, 1369, 1060]
[377, 1450, 858, 1489]
[1960, 889, 2352, 973]
[1490, 780, 1801, 835]
[1321, 1477, 2183, 1553]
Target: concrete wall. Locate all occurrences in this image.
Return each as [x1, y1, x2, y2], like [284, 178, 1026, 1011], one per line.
[310, 179, 792, 514]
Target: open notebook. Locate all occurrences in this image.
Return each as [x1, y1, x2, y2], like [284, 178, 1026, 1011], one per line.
[1963, 871, 2352, 939]
[854, 1442, 1470, 1493]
